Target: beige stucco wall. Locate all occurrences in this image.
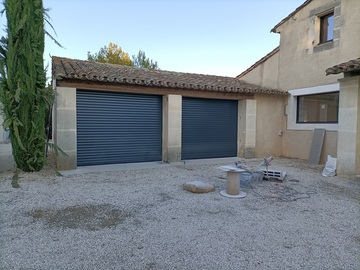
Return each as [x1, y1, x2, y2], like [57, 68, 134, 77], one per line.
[239, 51, 280, 89]
[281, 130, 337, 163]
[254, 94, 284, 157]
[53, 86, 77, 170]
[240, 0, 360, 91]
[236, 0, 359, 167]
[276, 0, 360, 90]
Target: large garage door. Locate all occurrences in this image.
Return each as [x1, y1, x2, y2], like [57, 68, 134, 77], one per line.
[77, 90, 162, 166]
[182, 97, 237, 160]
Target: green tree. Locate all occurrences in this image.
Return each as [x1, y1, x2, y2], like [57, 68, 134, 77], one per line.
[88, 42, 160, 70]
[87, 42, 132, 66]
[0, 0, 50, 171]
[132, 50, 159, 70]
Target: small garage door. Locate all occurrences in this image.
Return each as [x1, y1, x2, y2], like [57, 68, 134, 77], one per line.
[182, 97, 238, 160]
[77, 90, 162, 166]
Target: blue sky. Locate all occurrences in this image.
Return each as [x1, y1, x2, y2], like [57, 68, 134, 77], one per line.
[1, 0, 305, 78]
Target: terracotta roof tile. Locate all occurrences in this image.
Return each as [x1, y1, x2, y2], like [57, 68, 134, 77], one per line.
[52, 56, 286, 95]
[326, 58, 360, 76]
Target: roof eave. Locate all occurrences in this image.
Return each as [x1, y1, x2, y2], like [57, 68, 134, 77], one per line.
[271, 0, 313, 33]
[52, 56, 286, 95]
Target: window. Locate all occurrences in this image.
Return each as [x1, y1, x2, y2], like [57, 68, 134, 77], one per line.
[297, 92, 339, 123]
[319, 12, 334, 43]
[287, 84, 339, 130]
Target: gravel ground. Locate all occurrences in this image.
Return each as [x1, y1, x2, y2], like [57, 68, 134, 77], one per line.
[0, 157, 359, 270]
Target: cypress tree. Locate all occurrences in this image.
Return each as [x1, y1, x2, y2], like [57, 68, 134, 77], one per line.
[0, 0, 48, 171]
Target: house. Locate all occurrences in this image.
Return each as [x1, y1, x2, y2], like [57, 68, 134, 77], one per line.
[237, 0, 360, 175]
[3, 0, 359, 175]
[51, 56, 285, 170]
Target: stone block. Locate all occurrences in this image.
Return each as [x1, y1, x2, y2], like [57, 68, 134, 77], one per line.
[167, 147, 181, 162]
[245, 130, 256, 146]
[246, 99, 257, 115]
[168, 112, 181, 129]
[336, 152, 356, 176]
[167, 95, 182, 111]
[246, 114, 256, 130]
[339, 91, 358, 108]
[183, 180, 215, 193]
[339, 108, 357, 124]
[56, 130, 77, 152]
[56, 150, 77, 170]
[337, 131, 357, 153]
[244, 147, 255, 158]
[56, 87, 76, 109]
[168, 129, 181, 146]
[56, 109, 77, 130]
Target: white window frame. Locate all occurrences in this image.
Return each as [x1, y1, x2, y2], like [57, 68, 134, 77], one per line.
[287, 83, 339, 131]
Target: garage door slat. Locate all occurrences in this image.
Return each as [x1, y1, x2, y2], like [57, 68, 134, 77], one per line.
[182, 97, 237, 160]
[77, 90, 162, 166]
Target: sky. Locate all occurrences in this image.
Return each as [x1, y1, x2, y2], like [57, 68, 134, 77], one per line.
[1, 0, 305, 79]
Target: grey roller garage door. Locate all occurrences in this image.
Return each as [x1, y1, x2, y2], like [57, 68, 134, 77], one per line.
[77, 90, 162, 166]
[182, 97, 238, 160]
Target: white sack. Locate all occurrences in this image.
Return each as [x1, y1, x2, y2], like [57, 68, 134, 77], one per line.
[322, 155, 337, 177]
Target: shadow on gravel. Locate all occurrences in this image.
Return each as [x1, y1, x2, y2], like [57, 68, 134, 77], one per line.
[29, 204, 130, 231]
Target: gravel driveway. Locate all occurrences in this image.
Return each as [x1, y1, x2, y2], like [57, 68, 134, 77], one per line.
[0, 157, 359, 270]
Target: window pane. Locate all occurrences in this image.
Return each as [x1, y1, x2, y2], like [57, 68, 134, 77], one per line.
[320, 12, 334, 43]
[297, 92, 339, 123]
[327, 14, 334, 40]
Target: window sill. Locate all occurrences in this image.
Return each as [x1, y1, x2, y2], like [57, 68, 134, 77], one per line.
[288, 123, 338, 131]
[314, 41, 334, 52]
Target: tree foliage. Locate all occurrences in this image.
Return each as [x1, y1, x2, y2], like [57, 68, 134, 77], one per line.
[87, 42, 132, 66]
[132, 50, 159, 70]
[0, 0, 50, 171]
[88, 42, 159, 70]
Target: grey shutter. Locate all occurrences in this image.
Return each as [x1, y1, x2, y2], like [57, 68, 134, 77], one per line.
[182, 97, 237, 160]
[77, 90, 162, 166]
